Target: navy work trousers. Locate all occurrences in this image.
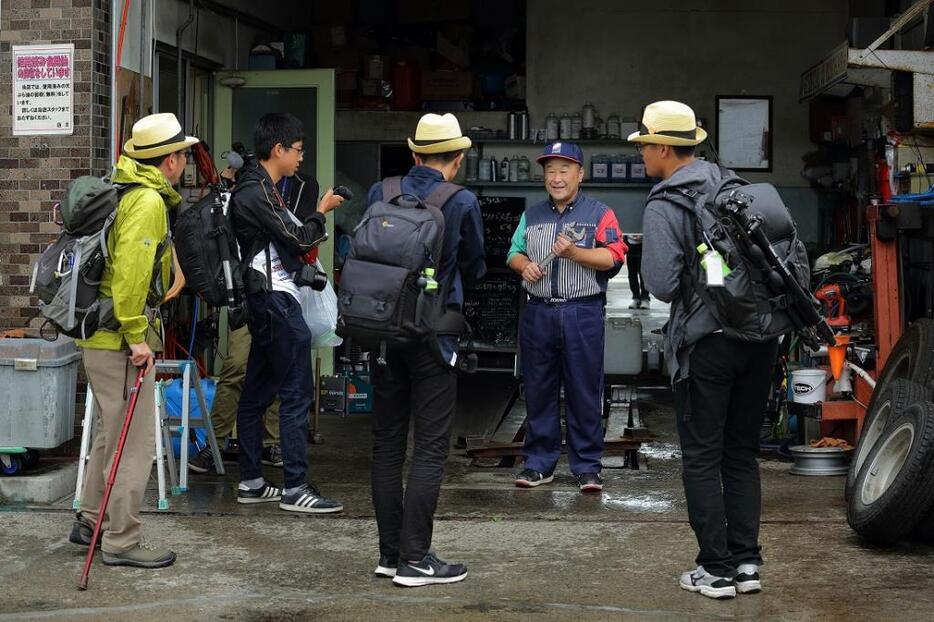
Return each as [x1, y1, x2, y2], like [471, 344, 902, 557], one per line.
[519, 297, 605, 475]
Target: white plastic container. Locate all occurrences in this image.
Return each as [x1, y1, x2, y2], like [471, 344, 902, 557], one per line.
[604, 317, 643, 375]
[791, 368, 829, 404]
[0, 337, 82, 448]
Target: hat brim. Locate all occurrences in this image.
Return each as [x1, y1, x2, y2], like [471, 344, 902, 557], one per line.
[627, 127, 707, 146]
[407, 136, 472, 154]
[536, 154, 582, 166]
[123, 135, 200, 159]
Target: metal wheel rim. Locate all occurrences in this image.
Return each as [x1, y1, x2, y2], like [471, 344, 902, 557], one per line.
[853, 400, 892, 477]
[860, 422, 914, 506]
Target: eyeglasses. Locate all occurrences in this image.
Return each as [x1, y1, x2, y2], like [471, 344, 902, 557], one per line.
[283, 145, 305, 156]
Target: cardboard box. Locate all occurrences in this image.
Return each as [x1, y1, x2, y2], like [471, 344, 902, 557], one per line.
[422, 71, 473, 101]
[346, 373, 373, 413]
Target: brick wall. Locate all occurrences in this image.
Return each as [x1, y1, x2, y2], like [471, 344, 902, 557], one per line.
[0, 0, 111, 332]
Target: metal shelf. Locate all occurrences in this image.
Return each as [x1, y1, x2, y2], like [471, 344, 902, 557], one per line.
[467, 182, 654, 189]
[470, 138, 634, 145]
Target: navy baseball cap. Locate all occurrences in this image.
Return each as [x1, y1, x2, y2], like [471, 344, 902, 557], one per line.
[536, 141, 583, 166]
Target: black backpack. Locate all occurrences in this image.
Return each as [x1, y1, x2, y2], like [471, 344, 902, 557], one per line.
[173, 189, 246, 327]
[337, 177, 462, 351]
[29, 176, 138, 339]
[669, 175, 815, 342]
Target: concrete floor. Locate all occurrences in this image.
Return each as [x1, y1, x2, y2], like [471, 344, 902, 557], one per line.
[3, 278, 934, 620]
[3, 391, 934, 621]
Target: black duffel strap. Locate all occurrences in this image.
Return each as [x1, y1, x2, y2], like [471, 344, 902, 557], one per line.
[757, 294, 790, 313]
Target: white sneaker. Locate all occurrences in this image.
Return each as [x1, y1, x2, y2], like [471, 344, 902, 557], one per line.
[735, 563, 761, 594]
[628, 300, 642, 309]
[679, 566, 736, 599]
[641, 297, 651, 308]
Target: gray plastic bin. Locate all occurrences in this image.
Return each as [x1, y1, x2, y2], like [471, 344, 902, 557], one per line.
[0, 337, 82, 448]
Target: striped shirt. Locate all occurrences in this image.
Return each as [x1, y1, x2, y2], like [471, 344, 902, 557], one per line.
[507, 192, 626, 299]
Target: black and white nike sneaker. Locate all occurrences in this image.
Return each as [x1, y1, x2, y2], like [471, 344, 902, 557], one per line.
[679, 566, 736, 599]
[514, 468, 554, 488]
[392, 552, 467, 587]
[374, 555, 398, 578]
[735, 563, 762, 594]
[236, 481, 282, 504]
[279, 482, 343, 514]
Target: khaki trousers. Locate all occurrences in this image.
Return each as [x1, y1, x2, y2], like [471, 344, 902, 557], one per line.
[78, 348, 155, 554]
[211, 324, 280, 446]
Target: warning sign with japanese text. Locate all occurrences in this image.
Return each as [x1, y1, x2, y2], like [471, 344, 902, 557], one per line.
[12, 44, 75, 136]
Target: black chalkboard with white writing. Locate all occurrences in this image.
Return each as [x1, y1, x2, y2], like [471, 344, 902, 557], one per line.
[462, 196, 525, 351]
[478, 196, 525, 268]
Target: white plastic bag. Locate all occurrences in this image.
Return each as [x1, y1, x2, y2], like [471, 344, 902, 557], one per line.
[300, 263, 342, 348]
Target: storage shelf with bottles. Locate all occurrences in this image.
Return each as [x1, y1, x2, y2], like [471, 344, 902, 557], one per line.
[468, 138, 638, 145]
[466, 181, 654, 189]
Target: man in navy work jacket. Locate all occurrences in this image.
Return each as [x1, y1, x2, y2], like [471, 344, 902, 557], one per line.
[507, 142, 627, 493]
[365, 113, 486, 587]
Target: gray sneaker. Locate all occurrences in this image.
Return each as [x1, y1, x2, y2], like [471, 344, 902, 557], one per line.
[102, 541, 176, 568]
[735, 563, 761, 594]
[679, 566, 736, 599]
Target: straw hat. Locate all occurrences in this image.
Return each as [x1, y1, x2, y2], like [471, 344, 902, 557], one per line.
[123, 113, 199, 159]
[627, 101, 707, 146]
[407, 113, 472, 154]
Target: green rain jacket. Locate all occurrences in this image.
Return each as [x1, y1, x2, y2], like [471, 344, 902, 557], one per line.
[75, 155, 181, 351]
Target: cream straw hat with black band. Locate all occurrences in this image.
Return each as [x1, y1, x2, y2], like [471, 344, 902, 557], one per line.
[407, 113, 472, 154]
[123, 113, 200, 159]
[627, 101, 707, 147]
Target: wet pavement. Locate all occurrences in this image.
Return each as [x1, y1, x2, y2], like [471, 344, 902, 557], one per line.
[2, 278, 934, 620]
[3, 389, 934, 621]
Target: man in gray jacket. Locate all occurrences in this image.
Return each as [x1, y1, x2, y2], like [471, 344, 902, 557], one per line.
[632, 101, 778, 600]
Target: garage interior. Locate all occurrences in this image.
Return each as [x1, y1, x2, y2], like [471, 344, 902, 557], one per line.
[2, 0, 934, 618]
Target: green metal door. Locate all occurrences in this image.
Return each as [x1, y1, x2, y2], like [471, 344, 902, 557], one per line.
[213, 69, 336, 371]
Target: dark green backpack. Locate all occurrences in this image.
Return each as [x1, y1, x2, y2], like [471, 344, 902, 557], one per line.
[30, 177, 136, 339]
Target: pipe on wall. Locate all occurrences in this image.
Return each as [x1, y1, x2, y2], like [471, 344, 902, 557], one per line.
[176, 0, 195, 127]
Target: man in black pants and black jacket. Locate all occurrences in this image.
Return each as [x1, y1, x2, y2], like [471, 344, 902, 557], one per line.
[365, 113, 486, 586]
[634, 101, 775, 600]
[231, 112, 344, 513]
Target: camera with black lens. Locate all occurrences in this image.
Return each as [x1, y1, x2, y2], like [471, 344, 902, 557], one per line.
[295, 263, 329, 291]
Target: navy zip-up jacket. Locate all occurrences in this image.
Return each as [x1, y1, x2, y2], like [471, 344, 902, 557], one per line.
[367, 165, 486, 364]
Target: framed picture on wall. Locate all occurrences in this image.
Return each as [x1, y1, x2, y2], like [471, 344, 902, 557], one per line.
[716, 95, 772, 172]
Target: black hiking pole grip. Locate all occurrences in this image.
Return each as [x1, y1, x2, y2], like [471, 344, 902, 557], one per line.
[78, 367, 146, 590]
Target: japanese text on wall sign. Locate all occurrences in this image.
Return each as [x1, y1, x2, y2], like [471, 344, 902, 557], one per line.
[12, 44, 75, 136]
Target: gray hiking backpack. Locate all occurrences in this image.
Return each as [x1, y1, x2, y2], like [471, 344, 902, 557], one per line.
[337, 177, 462, 351]
[669, 175, 815, 342]
[29, 176, 138, 339]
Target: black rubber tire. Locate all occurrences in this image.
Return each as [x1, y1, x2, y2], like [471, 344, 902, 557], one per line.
[870, 319, 934, 399]
[845, 379, 931, 500]
[847, 400, 934, 545]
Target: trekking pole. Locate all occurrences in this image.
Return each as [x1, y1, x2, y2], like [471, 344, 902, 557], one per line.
[78, 367, 146, 591]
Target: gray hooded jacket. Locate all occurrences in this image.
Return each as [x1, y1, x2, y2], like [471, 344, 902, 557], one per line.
[641, 160, 734, 383]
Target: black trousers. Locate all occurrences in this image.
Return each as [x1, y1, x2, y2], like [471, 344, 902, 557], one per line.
[371, 342, 456, 561]
[675, 333, 779, 577]
[626, 244, 648, 300]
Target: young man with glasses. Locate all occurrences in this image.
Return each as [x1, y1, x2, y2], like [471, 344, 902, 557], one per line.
[230, 112, 344, 513]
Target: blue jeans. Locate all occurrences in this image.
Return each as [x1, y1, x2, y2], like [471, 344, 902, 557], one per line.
[237, 291, 312, 489]
[519, 297, 606, 475]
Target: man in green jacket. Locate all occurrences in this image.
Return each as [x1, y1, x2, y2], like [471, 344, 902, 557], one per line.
[68, 113, 198, 569]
